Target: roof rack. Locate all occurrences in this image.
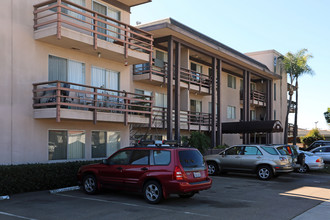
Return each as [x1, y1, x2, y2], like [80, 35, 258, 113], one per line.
[135, 140, 155, 147]
[134, 140, 181, 148]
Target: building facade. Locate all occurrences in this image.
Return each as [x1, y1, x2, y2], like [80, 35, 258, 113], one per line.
[0, 0, 287, 165]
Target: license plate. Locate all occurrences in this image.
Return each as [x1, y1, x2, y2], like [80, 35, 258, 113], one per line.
[193, 172, 201, 178]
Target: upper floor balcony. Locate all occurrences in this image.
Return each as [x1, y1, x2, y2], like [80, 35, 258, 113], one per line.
[240, 90, 266, 107]
[133, 61, 211, 94]
[33, 0, 153, 64]
[33, 81, 153, 125]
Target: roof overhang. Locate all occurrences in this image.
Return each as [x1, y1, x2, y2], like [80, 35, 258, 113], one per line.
[222, 120, 283, 134]
[102, 0, 151, 12]
[138, 18, 281, 80]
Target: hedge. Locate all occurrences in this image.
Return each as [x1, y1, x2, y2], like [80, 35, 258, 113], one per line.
[0, 160, 100, 195]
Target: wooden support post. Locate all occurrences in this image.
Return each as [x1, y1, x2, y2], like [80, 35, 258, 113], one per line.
[93, 88, 97, 124]
[174, 41, 181, 143]
[211, 57, 216, 148]
[56, 0, 62, 40]
[56, 81, 61, 122]
[93, 12, 97, 50]
[167, 36, 173, 140]
[216, 59, 222, 147]
[124, 92, 128, 126]
[124, 25, 129, 59]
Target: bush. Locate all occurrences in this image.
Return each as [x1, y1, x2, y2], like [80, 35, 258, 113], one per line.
[301, 128, 325, 146]
[0, 160, 100, 195]
[185, 131, 210, 154]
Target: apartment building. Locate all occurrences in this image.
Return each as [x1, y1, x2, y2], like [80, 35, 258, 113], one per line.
[0, 0, 287, 165]
[133, 18, 287, 147]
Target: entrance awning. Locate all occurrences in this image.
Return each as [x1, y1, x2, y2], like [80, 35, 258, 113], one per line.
[222, 120, 283, 134]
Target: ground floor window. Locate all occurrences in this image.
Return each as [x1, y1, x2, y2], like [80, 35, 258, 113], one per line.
[48, 130, 85, 160]
[91, 131, 120, 158]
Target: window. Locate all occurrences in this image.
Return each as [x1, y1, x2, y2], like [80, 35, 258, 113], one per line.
[91, 131, 120, 158]
[155, 92, 167, 108]
[250, 110, 256, 121]
[243, 146, 262, 155]
[154, 50, 168, 69]
[153, 150, 171, 165]
[130, 150, 149, 165]
[276, 146, 290, 155]
[191, 100, 202, 113]
[227, 74, 236, 89]
[178, 150, 204, 168]
[91, 66, 120, 93]
[191, 62, 203, 80]
[48, 130, 85, 160]
[274, 83, 277, 101]
[50, 0, 86, 21]
[225, 146, 244, 155]
[108, 150, 132, 165]
[274, 56, 277, 73]
[49, 55, 85, 89]
[135, 89, 152, 101]
[261, 147, 278, 155]
[227, 106, 236, 119]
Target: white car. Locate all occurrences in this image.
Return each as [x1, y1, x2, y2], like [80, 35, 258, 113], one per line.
[297, 150, 324, 173]
[309, 146, 330, 163]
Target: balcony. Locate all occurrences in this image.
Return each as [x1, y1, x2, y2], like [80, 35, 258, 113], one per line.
[240, 90, 266, 107]
[133, 61, 211, 94]
[33, 0, 153, 64]
[33, 81, 153, 124]
[148, 107, 211, 131]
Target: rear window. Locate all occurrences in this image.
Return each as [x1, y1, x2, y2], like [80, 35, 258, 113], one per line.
[276, 146, 290, 155]
[261, 147, 278, 155]
[179, 150, 204, 168]
[153, 150, 171, 165]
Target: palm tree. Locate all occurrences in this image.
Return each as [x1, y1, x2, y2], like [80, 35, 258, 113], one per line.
[283, 49, 314, 144]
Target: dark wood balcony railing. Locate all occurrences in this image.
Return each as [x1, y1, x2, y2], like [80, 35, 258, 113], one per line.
[33, 81, 153, 124]
[152, 107, 211, 131]
[133, 60, 211, 90]
[240, 89, 266, 105]
[33, 0, 153, 58]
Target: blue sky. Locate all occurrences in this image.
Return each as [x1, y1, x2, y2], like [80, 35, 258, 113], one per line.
[131, 0, 330, 130]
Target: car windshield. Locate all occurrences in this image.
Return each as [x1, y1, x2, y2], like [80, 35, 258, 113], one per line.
[179, 150, 204, 169]
[276, 146, 290, 155]
[303, 151, 314, 156]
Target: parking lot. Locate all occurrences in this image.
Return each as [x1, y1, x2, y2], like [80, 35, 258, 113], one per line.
[1, 172, 330, 220]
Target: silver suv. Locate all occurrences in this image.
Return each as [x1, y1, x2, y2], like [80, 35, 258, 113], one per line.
[204, 145, 294, 180]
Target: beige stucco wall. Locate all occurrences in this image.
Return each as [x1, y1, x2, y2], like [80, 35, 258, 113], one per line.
[0, 0, 134, 164]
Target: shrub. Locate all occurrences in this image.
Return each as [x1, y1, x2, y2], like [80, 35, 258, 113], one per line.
[185, 131, 210, 154]
[301, 128, 325, 146]
[0, 160, 100, 195]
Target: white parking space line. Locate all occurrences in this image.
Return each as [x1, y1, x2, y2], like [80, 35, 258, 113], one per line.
[0, 211, 37, 220]
[56, 193, 215, 219]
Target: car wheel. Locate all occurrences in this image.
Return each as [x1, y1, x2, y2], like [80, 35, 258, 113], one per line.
[143, 181, 163, 204]
[82, 175, 98, 194]
[207, 161, 219, 176]
[298, 164, 309, 173]
[179, 192, 195, 198]
[257, 165, 273, 180]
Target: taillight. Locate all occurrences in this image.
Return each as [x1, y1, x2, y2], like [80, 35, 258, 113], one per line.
[316, 158, 322, 163]
[174, 166, 183, 180]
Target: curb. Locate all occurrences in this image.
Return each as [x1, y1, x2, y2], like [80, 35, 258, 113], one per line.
[0, 195, 10, 200]
[49, 186, 80, 194]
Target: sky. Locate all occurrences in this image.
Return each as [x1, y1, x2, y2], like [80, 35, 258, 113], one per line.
[130, 0, 330, 130]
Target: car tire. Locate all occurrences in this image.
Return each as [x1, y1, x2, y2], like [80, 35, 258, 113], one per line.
[82, 175, 98, 195]
[257, 165, 273, 180]
[207, 161, 219, 176]
[143, 181, 163, 204]
[298, 164, 309, 173]
[179, 192, 195, 198]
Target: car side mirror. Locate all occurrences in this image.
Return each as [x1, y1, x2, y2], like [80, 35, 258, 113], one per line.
[102, 159, 108, 165]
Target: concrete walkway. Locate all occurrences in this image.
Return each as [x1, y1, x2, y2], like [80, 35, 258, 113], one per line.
[293, 200, 330, 219]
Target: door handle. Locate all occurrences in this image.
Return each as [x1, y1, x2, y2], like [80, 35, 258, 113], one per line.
[257, 156, 262, 159]
[141, 167, 148, 171]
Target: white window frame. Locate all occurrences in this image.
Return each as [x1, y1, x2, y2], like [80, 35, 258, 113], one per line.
[227, 106, 236, 119]
[228, 74, 236, 89]
[91, 130, 121, 158]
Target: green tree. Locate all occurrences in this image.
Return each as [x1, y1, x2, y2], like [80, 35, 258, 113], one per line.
[283, 49, 314, 144]
[324, 108, 330, 124]
[185, 132, 210, 154]
[301, 128, 325, 147]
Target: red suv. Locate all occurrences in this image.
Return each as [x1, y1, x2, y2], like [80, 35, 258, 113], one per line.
[77, 141, 212, 204]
